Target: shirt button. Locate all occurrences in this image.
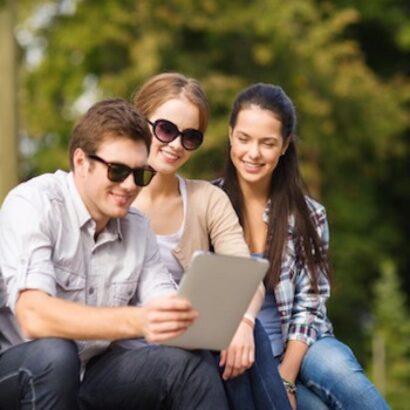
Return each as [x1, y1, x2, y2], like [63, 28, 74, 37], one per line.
[88, 287, 94, 295]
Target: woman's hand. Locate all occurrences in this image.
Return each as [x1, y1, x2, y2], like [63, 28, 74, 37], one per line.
[279, 340, 308, 410]
[219, 319, 255, 380]
[286, 391, 297, 410]
[287, 391, 297, 410]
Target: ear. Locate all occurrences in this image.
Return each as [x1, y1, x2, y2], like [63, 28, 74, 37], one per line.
[72, 148, 89, 177]
[281, 138, 291, 156]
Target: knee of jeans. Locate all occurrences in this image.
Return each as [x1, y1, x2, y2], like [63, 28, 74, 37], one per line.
[26, 338, 80, 380]
[165, 347, 202, 369]
[297, 383, 329, 410]
[301, 337, 364, 385]
[164, 348, 220, 384]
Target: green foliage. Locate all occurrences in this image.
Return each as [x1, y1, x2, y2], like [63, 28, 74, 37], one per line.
[370, 260, 410, 408]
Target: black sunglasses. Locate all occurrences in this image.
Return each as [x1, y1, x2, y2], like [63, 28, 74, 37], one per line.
[87, 154, 156, 187]
[147, 119, 203, 151]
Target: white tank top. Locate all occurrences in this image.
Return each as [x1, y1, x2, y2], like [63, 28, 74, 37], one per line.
[156, 176, 187, 284]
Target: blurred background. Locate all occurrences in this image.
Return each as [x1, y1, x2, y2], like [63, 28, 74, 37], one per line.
[0, 0, 409, 407]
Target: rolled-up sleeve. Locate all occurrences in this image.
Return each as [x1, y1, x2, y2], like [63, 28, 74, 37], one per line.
[0, 190, 57, 311]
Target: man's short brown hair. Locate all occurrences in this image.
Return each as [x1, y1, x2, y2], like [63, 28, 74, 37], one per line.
[68, 98, 151, 169]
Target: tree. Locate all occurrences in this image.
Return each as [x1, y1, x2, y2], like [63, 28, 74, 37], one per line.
[326, 0, 410, 307]
[370, 260, 410, 409]
[0, 0, 18, 202]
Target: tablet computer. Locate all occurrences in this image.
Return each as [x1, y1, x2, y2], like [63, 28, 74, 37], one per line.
[161, 252, 269, 351]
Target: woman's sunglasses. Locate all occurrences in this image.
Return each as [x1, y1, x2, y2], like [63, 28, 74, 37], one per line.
[147, 119, 203, 151]
[88, 154, 156, 187]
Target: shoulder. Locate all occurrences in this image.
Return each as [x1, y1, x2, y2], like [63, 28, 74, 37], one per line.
[305, 196, 325, 213]
[117, 207, 153, 248]
[304, 196, 327, 226]
[211, 177, 225, 189]
[123, 206, 150, 230]
[182, 178, 235, 225]
[183, 177, 229, 201]
[2, 171, 68, 212]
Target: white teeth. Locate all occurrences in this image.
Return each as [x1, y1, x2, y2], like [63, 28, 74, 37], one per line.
[161, 150, 179, 160]
[244, 162, 262, 168]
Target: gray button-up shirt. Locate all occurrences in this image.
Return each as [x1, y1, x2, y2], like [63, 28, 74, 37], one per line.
[0, 273, 22, 353]
[0, 171, 175, 361]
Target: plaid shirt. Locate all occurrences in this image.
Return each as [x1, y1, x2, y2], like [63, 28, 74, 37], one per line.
[213, 178, 333, 346]
[274, 196, 333, 345]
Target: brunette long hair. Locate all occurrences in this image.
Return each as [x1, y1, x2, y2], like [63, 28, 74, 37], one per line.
[223, 83, 329, 291]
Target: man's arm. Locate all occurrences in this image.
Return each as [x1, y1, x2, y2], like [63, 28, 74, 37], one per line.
[16, 289, 197, 342]
[1, 187, 196, 343]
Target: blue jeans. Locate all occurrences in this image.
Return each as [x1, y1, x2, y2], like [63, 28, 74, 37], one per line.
[297, 336, 390, 410]
[297, 383, 329, 410]
[220, 319, 291, 410]
[0, 338, 80, 410]
[0, 339, 229, 409]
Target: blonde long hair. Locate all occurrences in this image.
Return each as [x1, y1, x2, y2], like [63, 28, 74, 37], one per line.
[132, 72, 209, 132]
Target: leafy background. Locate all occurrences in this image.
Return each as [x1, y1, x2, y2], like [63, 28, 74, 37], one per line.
[3, 0, 410, 406]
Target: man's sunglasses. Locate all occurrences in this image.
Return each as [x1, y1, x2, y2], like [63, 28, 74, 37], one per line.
[87, 154, 156, 187]
[147, 119, 203, 151]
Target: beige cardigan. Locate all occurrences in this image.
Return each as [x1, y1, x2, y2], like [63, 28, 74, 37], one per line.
[172, 178, 250, 269]
[171, 178, 265, 317]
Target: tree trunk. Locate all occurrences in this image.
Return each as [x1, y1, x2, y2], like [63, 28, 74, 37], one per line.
[0, 0, 18, 204]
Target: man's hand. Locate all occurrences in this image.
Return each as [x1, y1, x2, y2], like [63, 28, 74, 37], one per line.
[141, 295, 198, 343]
[219, 320, 255, 380]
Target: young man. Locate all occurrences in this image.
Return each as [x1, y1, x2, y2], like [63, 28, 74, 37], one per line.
[0, 99, 228, 409]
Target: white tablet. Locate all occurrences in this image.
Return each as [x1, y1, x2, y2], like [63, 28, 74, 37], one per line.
[161, 252, 269, 351]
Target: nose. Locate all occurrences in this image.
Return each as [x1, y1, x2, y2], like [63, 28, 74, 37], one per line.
[167, 135, 184, 151]
[120, 172, 140, 192]
[248, 142, 261, 159]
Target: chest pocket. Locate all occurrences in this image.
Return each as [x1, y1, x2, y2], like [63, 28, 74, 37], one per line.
[55, 267, 86, 303]
[110, 280, 138, 306]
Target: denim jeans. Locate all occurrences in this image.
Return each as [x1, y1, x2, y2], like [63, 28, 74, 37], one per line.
[220, 319, 291, 410]
[0, 339, 229, 409]
[297, 335, 390, 410]
[297, 383, 329, 410]
[0, 338, 80, 410]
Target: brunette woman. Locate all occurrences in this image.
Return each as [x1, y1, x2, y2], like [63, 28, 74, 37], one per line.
[216, 83, 389, 410]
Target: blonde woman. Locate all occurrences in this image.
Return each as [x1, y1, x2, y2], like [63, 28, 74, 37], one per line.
[122, 73, 290, 410]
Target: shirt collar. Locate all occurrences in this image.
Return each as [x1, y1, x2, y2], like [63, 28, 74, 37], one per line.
[106, 218, 123, 242]
[67, 171, 93, 229]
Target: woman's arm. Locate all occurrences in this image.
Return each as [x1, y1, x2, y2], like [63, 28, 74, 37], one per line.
[278, 201, 332, 404]
[279, 340, 308, 410]
[219, 281, 265, 380]
[206, 185, 266, 378]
